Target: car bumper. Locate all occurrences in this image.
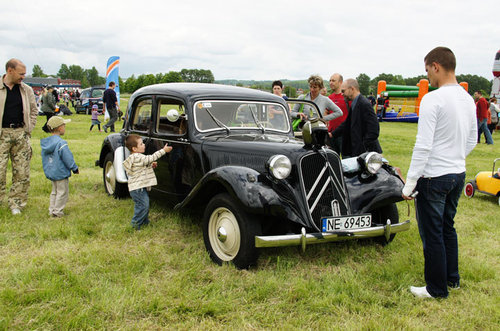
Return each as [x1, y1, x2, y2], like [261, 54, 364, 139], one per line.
[255, 219, 410, 250]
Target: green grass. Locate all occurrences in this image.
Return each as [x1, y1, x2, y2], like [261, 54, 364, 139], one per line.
[0, 104, 499, 329]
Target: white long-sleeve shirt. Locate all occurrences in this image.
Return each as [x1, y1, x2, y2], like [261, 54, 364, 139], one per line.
[403, 84, 477, 195]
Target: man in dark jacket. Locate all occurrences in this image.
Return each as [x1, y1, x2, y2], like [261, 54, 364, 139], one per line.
[331, 78, 382, 158]
[102, 81, 120, 133]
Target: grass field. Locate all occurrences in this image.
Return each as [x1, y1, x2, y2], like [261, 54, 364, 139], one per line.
[0, 101, 499, 329]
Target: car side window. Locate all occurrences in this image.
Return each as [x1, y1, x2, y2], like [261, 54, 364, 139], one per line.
[157, 99, 187, 135]
[132, 98, 153, 132]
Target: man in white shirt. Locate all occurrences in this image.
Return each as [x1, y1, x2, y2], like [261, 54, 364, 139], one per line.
[402, 47, 477, 299]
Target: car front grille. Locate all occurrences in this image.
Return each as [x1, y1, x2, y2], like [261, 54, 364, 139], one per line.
[299, 150, 350, 231]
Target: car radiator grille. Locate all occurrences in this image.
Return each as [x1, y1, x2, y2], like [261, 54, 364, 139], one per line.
[299, 150, 350, 231]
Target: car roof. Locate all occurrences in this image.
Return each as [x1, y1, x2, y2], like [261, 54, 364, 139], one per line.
[82, 86, 105, 92]
[131, 83, 285, 103]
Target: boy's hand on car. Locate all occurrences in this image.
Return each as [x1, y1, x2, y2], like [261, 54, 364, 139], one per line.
[163, 143, 173, 153]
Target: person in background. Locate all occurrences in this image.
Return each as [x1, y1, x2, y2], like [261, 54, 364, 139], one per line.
[376, 95, 385, 120]
[0, 58, 38, 215]
[402, 46, 477, 299]
[89, 104, 103, 132]
[40, 116, 79, 217]
[52, 87, 59, 103]
[102, 81, 120, 133]
[123, 134, 172, 229]
[291, 74, 343, 122]
[367, 93, 376, 107]
[327, 73, 349, 154]
[320, 87, 328, 96]
[331, 78, 382, 158]
[272, 80, 288, 100]
[474, 90, 493, 144]
[488, 97, 498, 134]
[41, 85, 57, 133]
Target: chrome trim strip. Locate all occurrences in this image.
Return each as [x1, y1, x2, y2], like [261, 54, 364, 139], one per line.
[306, 164, 328, 200]
[309, 176, 332, 214]
[255, 220, 410, 248]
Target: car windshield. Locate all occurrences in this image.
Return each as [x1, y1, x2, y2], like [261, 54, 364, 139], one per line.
[194, 100, 290, 133]
[92, 89, 104, 98]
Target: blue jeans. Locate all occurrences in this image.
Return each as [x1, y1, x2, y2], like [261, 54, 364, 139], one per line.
[415, 173, 465, 298]
[129, 188, 150, 229]
[477, 118, 493, 144]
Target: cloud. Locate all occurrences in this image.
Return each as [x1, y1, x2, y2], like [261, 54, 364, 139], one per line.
[1, 0, 499, 81]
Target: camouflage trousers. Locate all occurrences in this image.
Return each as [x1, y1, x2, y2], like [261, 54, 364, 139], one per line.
[0, 128, 32, 210]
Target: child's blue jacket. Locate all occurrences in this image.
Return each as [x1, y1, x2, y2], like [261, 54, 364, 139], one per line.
[40, 135, 78, 181]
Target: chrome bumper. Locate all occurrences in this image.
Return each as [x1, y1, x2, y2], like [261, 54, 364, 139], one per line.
[255, 220, 410, 251]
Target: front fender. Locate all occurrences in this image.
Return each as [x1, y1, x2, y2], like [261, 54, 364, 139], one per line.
[345, 166, 405, 214]
[174, 166, 305, 224]
[114, 147, 129, 183]
[97, 133, 125, 168]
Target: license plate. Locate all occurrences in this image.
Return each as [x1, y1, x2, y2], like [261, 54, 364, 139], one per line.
[321, 214, 371, 232]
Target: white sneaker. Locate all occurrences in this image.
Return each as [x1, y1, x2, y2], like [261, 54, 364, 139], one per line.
[11, 208, 21, 215]
[410, 286, 433, 298]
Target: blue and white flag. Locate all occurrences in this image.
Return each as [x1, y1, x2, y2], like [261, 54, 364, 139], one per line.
[105, 56, 120, 119]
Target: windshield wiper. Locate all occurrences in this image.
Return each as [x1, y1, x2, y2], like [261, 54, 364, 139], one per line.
[249, 106, 265, 133]
[204, 108, 230, 134]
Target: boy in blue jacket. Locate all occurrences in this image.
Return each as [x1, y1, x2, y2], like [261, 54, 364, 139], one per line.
[40, 116, 79, 217]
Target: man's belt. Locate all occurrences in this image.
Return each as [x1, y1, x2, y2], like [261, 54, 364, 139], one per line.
[2, 123, 24, 128]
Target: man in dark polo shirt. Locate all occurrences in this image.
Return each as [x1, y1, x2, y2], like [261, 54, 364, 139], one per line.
[102, 81, 120, 133]
[0, 58, 38, 215]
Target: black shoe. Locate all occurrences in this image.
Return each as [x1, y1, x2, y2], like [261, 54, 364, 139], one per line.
[103, 127, 108, 133]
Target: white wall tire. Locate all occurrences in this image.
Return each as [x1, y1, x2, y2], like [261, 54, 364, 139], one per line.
[464, 182, 475, 198]
[207, 207, 241, 261]
[203, 193, 261, 269]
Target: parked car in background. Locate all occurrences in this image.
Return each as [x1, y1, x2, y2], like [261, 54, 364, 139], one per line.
[75, 86, 105, 114]
[96, 83, 410, 269]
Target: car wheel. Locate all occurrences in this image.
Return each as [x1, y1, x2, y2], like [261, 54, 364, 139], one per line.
[372, 203, 399, 244]
[203, 193, 261, 269]
[464, 181, 475, 198]
[103, 152, 128, 199]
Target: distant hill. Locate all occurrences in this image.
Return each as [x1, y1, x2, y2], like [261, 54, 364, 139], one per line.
[215, 79, 312, 90]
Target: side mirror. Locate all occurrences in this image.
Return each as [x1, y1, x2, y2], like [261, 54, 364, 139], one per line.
[302, 118, 327, 148]
[166, 109, 180, 122]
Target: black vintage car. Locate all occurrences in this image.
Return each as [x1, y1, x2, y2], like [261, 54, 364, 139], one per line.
[96, 83, 410, 269]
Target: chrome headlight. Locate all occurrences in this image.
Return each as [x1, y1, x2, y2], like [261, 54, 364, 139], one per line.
[363, 152, 384, 174]
[268, 155, 292, 179]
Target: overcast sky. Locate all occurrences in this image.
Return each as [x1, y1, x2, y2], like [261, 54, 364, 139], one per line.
[1, 0, 499, 82]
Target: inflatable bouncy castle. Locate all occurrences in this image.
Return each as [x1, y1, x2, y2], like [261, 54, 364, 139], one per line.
[377, 79, 469, 122]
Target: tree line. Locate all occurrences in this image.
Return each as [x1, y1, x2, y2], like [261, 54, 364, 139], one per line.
[218, 73, 492, 98]
[31, 65, 215, 93]
[32, 64, 491, 96]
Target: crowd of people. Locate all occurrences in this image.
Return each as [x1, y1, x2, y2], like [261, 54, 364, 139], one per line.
[0, 47, 495, 300]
